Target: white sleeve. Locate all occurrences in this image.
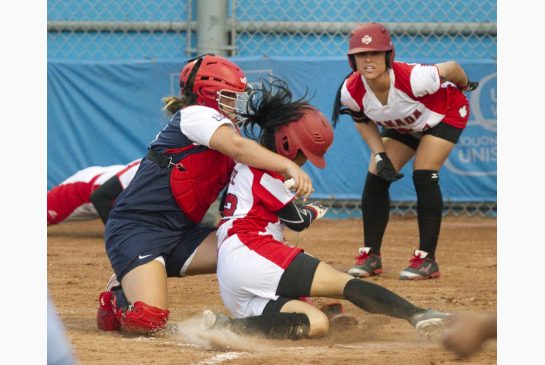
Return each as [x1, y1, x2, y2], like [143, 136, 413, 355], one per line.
[340, 80, 362, 111]
[410, 64, 441, 97]
[179, 106, 235, 147]
[260, 173, 294, 206]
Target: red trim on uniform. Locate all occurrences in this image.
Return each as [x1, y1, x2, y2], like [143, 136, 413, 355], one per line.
[392, 62, 468, 128]
[225, 167, 301, 269]
[237, 232, 302, 270]
[392, 62, 417, 99]
[115, 160, 141, 179]
[165, 144, 196, 155]
[441, 87, 470, 129]
[47, 174, 101, 224]
[345, 72, 366, 111]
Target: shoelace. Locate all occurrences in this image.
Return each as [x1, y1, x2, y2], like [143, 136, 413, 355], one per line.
[409, 255, 426, 268]
[354, 251, 370, 265]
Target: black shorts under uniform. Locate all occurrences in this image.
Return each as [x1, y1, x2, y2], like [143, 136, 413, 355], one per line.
[381, 122, 464, 151]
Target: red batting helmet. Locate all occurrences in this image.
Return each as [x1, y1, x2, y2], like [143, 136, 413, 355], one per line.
[179, 54, 248, 111]
[274, 106, 334, 168]
[347, 22, 395, 70]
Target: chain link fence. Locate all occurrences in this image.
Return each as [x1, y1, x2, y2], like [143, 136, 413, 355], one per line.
[297, 199, 496, 219]
[48, 0, 191, 60]
[48, 0, 496, 60]
[47, 0, 497, 217]
[231, 0, 496, 60]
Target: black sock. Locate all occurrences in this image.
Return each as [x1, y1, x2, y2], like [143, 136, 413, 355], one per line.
[361, 172, 391, 254]
[231, 312, 310, 340]
[343, 279, 421, 320]
[413, 170, 442, 259]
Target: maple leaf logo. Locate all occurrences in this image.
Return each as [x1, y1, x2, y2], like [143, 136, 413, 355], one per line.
[361, 35, 372, 44]
[459, 105, 468, 118]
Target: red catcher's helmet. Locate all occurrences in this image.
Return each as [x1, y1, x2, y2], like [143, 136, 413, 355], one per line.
[347, 22, 395, 70]
[274, 106, 334, 168]
[179, 55, 248, 111]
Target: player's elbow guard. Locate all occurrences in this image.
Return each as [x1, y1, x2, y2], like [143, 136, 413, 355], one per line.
[302, 202, 328, 221]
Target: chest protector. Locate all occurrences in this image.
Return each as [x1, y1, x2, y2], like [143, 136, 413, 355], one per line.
[170, 148, 234, 224]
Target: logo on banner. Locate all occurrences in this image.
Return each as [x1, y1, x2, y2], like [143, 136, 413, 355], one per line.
[444, 72, 497, 177]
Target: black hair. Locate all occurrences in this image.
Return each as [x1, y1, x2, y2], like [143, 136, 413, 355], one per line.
[385, 50, 393, 68]
[331, 72, 353, 127]
[241, 77, 313, 152]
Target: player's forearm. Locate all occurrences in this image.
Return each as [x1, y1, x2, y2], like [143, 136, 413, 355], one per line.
[355, 122, 384, 154]
[276, 202, 314, 232]
[221, 135, 296, 177]
[437, 61, 469, 89]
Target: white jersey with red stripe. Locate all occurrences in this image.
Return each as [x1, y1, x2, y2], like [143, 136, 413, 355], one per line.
[216, 163, 303, 318]
[340, 61, 469, 132]
[47, 159, 141, 224]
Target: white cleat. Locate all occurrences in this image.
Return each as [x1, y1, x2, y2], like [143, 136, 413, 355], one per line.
[410, 308, 449, 338]
[203, 309, 232, 330]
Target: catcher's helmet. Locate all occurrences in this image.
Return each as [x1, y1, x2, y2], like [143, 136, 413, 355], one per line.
[179, 54, 248, 112]
[274, 106, 334, 168]
[347, 22, 395, 70]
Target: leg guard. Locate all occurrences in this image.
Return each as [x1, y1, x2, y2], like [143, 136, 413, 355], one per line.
[118, 301, 170, 334]
[343, 278, 420, 320]
[232, 312, 311, 340]
[361, 172, 391, 253]
[413, 170, 442, 258]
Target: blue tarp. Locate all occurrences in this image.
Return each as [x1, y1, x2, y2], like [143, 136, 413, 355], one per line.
[48, 57, 496, 201]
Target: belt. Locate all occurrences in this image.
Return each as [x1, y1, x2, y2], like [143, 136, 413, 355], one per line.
[146, 149, 186, 171]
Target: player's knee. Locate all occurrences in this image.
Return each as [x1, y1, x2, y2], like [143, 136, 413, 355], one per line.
[307, 309, 329, 338]
[119, 301, 170, 334]
[412, 170, 440, 188]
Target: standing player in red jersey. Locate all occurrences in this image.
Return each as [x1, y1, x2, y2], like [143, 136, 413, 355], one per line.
[47, 159, 141, 225]
[331, 22, 479, 280]
[96, 55, 314, 335]
[202, 79, 449, 340]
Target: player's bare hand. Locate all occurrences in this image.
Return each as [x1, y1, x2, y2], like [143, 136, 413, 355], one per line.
[285, 165, 313, 200]
[442, 313, 497, 358]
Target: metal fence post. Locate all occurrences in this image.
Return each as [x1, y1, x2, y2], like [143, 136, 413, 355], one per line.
[196, 0, 229, 55]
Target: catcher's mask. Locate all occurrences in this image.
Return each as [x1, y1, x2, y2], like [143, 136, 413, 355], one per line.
[179, 54, 250, 124]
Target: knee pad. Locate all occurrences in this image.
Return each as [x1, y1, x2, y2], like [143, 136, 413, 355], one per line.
[118, 301, 170, 334]
[412, 170, 442, 215]
[412, 170, 440, 188]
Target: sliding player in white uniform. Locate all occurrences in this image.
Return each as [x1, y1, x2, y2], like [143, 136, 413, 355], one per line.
[203, 78, 449, 340]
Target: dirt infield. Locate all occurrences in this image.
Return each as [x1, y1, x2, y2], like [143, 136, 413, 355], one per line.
[47, 216, 497, 364]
